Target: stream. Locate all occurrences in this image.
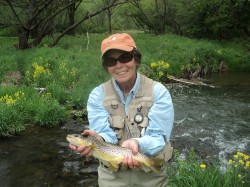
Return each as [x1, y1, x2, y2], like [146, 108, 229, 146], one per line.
[0, 72, 249, 187]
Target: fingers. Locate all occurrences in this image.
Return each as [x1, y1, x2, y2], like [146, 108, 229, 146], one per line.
[79, 146, 92, 156]
[69, 143, 77, 150]
[120, 139, 141, 169]
[82, 130, 91, 136]
[131, 139, 139, 155]
[68, 144, 93, 157]
[82, 130, 104, 141]
[122, 155, 141, 169]
[82, 129, 98, 137]
[121, 139, 139, 155]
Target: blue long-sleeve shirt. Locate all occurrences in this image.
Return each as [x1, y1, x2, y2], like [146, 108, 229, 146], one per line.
[87, 72, 174, 156]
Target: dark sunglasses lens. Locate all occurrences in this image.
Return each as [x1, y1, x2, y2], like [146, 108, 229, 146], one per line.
[104, 58, 117, 67]
[118, 53, 133, 63]
[103, 53, 133, 67]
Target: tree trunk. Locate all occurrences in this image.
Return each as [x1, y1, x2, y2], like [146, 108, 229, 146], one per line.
[29, 0, 38, 38]
[17, 27, 29, 50]
[66, 1, 76, 35]
[107, 8, 112, 34]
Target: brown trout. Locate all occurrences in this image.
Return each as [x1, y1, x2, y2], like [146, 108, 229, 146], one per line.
[66, 134, 163, 173]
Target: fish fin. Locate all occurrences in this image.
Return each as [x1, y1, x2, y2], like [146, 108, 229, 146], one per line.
[148, 157, 164, 174]
[148, 164, 162, 174]
[109, 161, 119, 172]
[138, 157, 163, 174]
[150, 157, 164, 166]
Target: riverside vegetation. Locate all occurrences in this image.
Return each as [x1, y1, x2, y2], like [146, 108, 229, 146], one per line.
[0, 33, 249, 186]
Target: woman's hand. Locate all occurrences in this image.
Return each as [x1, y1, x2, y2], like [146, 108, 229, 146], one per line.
[68, 130, 104, 157]
[121, 139, 141, 169]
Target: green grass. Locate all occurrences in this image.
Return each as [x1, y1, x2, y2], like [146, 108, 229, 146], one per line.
[0, 33, 249, 136]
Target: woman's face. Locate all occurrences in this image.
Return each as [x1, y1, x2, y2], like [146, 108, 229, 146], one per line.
[105, 50, 137, 87]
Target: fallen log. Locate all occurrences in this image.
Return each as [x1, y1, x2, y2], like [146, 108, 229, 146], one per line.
[168, 76, 215, 88]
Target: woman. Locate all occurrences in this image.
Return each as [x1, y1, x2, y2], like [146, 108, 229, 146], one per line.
[69, 33, 174, 187]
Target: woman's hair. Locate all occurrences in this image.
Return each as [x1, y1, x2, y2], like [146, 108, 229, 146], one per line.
[131, 48, 142, 65]
[102, 48, 142, 71]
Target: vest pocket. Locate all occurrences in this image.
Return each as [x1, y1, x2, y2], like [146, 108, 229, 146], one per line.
[109, 115, 125, 139]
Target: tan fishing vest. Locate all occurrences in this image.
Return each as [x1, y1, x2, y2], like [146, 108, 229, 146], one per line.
[102, 74, 173, 172]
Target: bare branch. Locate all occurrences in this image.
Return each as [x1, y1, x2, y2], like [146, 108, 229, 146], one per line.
[5, 0, 25, 29]
[50, 0, 130, 47]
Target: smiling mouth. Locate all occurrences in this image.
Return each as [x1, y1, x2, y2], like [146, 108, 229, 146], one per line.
[116, 71, 127, 75]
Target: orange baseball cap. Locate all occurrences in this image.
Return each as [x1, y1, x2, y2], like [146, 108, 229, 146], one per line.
[100, 33, 137, 58]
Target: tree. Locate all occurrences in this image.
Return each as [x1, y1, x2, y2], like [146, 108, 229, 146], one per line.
[128, 0, 171, 35]
[2, 0, 131, 50]
[65, 0, 83, 35]
[91, 0, 126, 34]
[171, 0, 250, 39]
[50, 0, 131, 46]
[3, 0, 78, 49]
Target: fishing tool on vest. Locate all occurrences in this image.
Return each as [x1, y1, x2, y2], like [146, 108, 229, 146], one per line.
[134, 106, 143, 124]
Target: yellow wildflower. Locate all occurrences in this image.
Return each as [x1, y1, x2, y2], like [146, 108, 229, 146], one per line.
[200, 164, 206, 169]
[150, 62, 157, 68]
[14, 91, 24, 99]
[32, 62, 46, 80]
[244, 155, 249, 160]
[59, 62, 66, 69]
[234, 154, 239, 159]
[71, 68, 77, 76]
[159, 71, 164, 77]
[238, 174, 242, 178]
[159, 61, 164, 66]
[239, 159, 245, 165]
[237, 152, 245, 157]
[0, 95, 16, 104]
[245, 161, 250, 168]
[163, 63, 170, 69]
[228, 159, 233, 165]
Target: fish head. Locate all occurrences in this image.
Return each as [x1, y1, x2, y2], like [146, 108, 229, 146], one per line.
[66, 134, 92, 147]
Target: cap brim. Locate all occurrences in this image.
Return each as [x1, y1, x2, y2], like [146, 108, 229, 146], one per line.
[100, 45, 134, 59]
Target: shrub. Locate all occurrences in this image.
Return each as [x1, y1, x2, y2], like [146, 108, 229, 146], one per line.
[168, 149, 250, 187]
[0, 87, 68, 136]
[140, 60, 171, 83]
[182, 48, 222, 79]
[34, 93, 68, 127]
[0, 103, 26, 136]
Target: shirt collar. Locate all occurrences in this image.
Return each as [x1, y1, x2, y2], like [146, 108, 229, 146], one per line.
[111, 72, 141, 98]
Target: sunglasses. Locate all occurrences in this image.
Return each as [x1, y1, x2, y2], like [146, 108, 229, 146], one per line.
[103, 52, 134, 67]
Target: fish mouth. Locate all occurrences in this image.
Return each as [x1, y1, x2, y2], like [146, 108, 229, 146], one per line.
[66, 134, 82, 144]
